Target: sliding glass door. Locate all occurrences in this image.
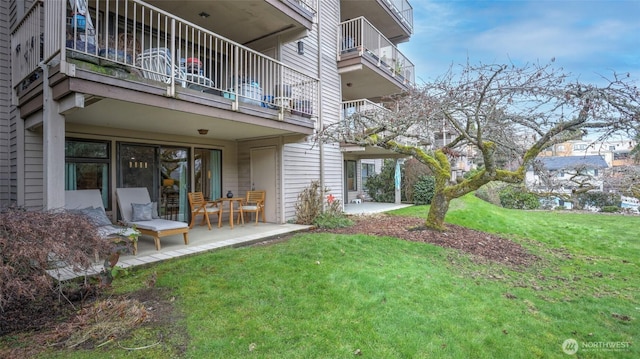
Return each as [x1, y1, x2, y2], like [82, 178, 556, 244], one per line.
[118, 143, 189, 221]
[194, 148, 222, 201]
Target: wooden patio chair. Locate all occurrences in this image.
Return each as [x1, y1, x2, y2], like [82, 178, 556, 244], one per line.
[240, 190, 266, 224]
[188, 192, 222, 230]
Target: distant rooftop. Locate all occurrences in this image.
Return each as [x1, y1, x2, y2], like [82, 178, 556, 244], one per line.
[537, 155, 609, 171]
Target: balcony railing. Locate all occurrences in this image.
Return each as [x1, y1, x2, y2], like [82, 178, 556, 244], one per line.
[342, 99, 389, 137]
[385, 0, 413, 33]
[284, 0, 318, 15]
[339, 17, 415, 85]
[12, 0, 318, 119]
[342, 99, 418, 147]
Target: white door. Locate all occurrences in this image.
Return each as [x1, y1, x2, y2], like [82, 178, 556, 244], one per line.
[250, 147, 277, 223]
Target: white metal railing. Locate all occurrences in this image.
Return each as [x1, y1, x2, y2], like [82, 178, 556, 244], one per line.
[339, 17, 415, 85]
[386, 0, 413, 33]
[283, 0, 317, 15]
[13, 0, 318, 119]
[342, 99, 419, 147]
[342, 99, 390, 137]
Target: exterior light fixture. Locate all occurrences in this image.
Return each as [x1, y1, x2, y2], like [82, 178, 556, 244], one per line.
[297, 41, 304, 55]
[197, 129, 209, 135]
[199, 12, 210, 18]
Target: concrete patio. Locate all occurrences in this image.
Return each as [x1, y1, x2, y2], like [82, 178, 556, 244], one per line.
[49, 201, 412, 281]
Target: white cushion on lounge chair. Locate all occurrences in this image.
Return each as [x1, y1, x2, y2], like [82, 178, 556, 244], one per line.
[130, 219, 188, 231]
[116, 187, 189, 251]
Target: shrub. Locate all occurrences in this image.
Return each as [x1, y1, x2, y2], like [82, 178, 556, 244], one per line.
[313, 211, 353, 229]
[577, 192, 621, 209]
[364, 159, 398, 203]
[413, 175, 436, 205]
[499, 185, 540, 210]
[475, 181, 508, 206]
[294, 181, 352, 228]
[0, 207, 112, 326]
[294, 180, 324, 225]
[403, 159, 431, 203]
[313, 193, 353, 229]
[600, 205, 621, 213]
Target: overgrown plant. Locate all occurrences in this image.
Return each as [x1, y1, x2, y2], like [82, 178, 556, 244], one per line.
[294, 181, 352, 228]
[314, 193, 353, 229]
[0, 208, 112, 318]
[294, 180, 325, 225]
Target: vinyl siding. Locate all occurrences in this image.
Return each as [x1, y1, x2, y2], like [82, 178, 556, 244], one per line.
[283, 141, 320, 220]
[23, 127, 43, 209]
[279, 0, 345, 221]
[0, 0, 12, 206]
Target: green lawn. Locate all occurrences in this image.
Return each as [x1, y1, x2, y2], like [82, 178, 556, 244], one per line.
[15, 195, 640, 358]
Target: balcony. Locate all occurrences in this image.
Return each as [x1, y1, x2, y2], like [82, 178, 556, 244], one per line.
[144, 0, 317, 51]
[341, 0, 413, 44]
[341, 99, 406, 158]
[338, 17, 415, 101]
[11, 0, 319, 141]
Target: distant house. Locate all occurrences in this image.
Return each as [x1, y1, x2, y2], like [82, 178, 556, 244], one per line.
[526, 155, 609, 208]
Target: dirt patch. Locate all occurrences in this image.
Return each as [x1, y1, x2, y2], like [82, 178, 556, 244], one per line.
[0, 287, 185, 358]
[317, 214, 538, 267]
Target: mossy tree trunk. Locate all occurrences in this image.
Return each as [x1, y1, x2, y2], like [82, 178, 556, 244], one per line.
[388, 142, 531, 231]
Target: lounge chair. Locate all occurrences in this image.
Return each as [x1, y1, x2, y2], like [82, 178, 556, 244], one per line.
[65, 189, 140, 254]
[116, 187, 189, 251]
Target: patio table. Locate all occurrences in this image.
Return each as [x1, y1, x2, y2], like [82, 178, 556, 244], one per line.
[217, 197, 244, 229]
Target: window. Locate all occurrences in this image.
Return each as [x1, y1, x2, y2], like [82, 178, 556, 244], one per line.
[65, 139, 110, 209]
[614, 152, 629, 160]
[345, 160, 357, 191]
[573, 144, 588, 151]
[361, 163, 375, 189]
[557, 145, 565, 151]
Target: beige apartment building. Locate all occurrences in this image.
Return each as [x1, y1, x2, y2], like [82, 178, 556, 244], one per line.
[0, 0, 414, 223]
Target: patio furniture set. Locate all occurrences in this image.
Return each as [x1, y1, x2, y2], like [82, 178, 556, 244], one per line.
[64, 188, 265, 254]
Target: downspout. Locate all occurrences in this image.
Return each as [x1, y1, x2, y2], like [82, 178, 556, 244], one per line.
[316, 1, 325, 210]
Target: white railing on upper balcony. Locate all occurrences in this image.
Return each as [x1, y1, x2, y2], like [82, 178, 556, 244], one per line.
[342, 99, 390, 137]
[343, 99, 419, 147]
[339, 17, 415, 85]
[386, 0, 413, 33]
[12, 0, 318, 119]
[284, 0, 317, 15]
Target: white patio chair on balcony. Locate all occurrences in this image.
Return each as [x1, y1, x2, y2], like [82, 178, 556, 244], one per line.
[136, 47, 186, 87]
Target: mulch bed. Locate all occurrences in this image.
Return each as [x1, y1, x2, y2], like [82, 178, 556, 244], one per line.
[316, 214, 539, 267]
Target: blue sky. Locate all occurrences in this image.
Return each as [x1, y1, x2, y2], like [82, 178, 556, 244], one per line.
[399, 0, 640, 85]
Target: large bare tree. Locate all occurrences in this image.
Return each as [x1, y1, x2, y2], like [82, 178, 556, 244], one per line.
[322, 62, 640, 230]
